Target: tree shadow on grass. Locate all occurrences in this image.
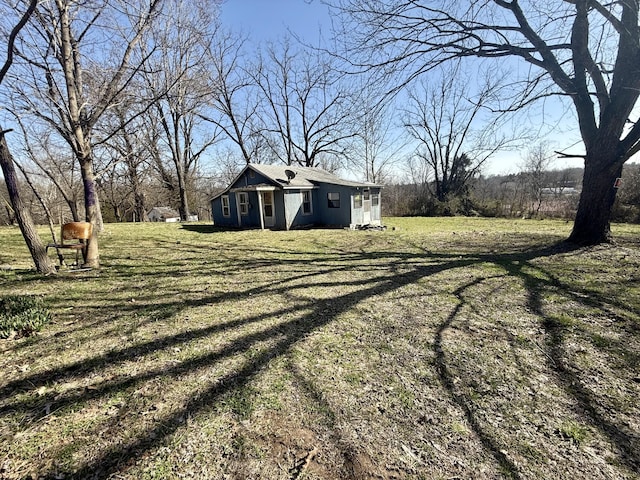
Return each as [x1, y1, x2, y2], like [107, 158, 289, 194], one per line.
[2, 239, 638, 478]
[179, 224, 227, 234]
[434, 276, 524, 480]
[1, 247, 472, 477]
[426, 240, 638, 476]
[497, 250, 640, 474]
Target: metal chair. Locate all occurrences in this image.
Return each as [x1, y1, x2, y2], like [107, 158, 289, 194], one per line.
[46, 222, 93, 267]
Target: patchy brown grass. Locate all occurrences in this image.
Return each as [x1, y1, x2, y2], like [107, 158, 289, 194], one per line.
[0, 217, 639, 479]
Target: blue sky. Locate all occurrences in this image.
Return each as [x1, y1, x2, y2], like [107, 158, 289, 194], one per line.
[219, 0, 331, 44]
[217, 1, 591, 175]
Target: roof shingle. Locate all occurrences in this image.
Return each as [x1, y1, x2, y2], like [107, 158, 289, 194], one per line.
[249, 164, 381, 188]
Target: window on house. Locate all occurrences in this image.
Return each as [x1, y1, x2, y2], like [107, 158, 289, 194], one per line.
[328, 192, 340, 208]
[354, 193, 362, 209]
[364, 189, 371, 201]
[372, 193, 380, 207]
[238, 192, 249, 215]
[221, 195, 230, 217]
[302, 191, 312, 214]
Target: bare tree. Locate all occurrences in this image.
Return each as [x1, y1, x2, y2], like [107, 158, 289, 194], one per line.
[255, 38, 357, 168]
[331, 0, 640, 244]
[0, 131, 57, 273]
[403, 68, 512, 204]
[142, 0, 221, 220]
[13, 116, 83, 222]
[0, 0, 55, 274]
[5, 0, 163, 267]
[350, 84, 404, 183]
[614, 163, 640, 222]
[96, 99, 155, 222]
[521, 142, 554, 217]
[205, 30, 263, 164]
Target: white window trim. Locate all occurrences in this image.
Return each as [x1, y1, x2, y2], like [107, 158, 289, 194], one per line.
[238, 192, 249, 216]
[221, 195, 230, 217]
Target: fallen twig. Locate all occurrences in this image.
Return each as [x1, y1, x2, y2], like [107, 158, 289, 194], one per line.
[291, 446, 319, 479]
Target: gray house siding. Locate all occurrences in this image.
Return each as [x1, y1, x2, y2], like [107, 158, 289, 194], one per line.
[235, 169, 271, 189]
[371, 189, 382, 223]
[351, 187, 383, 226]
[236, 191, 260, 227]
[315, 184, 382, 227]
[283, 189, 321, 229]
[272, 190, 287, 229]
[211, 164, 382, 230]
[283, 191, 300, 229]
[315, 183, 353, 226]
[211, 194, 237, 227]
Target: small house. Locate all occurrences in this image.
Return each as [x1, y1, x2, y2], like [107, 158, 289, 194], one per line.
[211, 164, 383, 230]
[148, 207, 180, 223]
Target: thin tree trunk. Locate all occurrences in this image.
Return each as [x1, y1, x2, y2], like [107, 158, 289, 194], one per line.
[79, 157, 101, 268]
[177, 171, 190, 221]
[0, 130, 56, 274]
[67, 199, 80, 222]
[4, 205, 15, 224]
[179, 189, 189, 220]
[130, 163, 148, 222]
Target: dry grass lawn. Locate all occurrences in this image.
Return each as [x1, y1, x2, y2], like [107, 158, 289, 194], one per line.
[0, 217, 639, 479]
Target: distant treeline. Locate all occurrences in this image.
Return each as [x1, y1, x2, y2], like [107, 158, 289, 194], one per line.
[383, 164, 640, 223]
[2, 164, 639, 226]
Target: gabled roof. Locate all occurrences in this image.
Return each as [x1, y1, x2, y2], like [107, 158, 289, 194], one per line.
[249, 164, 382, 189]
[148, 206, 180, 217]
[211, 163, 382, 201]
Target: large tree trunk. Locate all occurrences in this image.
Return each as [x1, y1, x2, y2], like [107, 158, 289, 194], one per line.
[0, 131, 56, 274]
[568, 155, 624, 245]
[134, 191, 148, 222]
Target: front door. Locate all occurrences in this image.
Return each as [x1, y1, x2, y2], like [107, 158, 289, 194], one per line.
[363, 189, 371, 224]
[262, 191, 275, 227]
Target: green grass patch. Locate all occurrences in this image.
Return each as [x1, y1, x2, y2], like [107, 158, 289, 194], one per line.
[557, 420, 591, 446]
[0, 294, 52, 338]
[0, 218, 638, 480]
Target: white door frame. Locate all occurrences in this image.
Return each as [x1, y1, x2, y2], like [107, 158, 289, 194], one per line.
[259, 189, 276, 228]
